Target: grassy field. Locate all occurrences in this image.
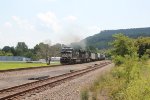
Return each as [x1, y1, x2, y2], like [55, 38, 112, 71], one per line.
[0, 61, 60, 70]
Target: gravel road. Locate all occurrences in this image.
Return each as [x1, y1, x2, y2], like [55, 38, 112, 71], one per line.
[22, 61, 114, 100]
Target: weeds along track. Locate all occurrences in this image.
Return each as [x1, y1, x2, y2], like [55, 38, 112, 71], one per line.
[0, 61, 111, 100]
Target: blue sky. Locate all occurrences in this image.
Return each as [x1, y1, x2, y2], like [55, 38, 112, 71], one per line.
[0, 0, 150, 48]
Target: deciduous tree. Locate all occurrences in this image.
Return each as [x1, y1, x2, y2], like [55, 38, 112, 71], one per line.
[15, 42, 28, 56]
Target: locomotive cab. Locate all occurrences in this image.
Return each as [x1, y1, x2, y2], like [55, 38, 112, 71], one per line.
[60, 47, 73, 64]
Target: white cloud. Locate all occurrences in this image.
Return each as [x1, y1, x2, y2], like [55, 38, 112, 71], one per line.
[37, 12, 61, 33]
[87, 26, 100, 34]
[4, 22, 12, 28]
[40, 0, 56, 2]
[12, 16, 19, 21]
[0, 13, 100, 48]
[12, 16, 36, 32]
[64, 15, 77, 22]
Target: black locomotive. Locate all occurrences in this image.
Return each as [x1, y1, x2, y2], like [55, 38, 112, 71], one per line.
[60, 47, 105, 64]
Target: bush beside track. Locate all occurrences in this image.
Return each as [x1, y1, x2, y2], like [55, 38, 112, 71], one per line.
[81, 58, 150, 100]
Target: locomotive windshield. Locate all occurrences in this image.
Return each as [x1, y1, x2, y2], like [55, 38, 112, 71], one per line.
[61, 47, 73, 58]
[61, 52, 72, 57]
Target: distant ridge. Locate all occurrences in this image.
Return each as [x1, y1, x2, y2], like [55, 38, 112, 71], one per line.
[82, 27, 150, 49]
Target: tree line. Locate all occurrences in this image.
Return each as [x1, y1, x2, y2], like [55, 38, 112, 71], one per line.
[0, 33, 149, 61]
[111, 34, 150, 60]
[0, 40, 100, 61]
[0, 42, 66, 60]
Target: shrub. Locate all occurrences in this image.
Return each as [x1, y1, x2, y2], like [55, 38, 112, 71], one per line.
[112, 55, 124, 65]
[81, 90, 89, 100]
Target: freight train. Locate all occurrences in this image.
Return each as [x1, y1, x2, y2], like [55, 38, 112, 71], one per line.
[60, 47, 105, 64]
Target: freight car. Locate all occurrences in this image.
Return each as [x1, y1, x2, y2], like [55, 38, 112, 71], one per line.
[60, 47, 105, 64]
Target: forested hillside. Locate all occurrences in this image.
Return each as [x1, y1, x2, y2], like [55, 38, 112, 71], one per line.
[82, 27, 150, 49]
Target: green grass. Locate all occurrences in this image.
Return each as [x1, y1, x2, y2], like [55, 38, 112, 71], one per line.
[81, 58, 150, 100]
[148, 60, 150, 66]
[0, 62, 60, 70]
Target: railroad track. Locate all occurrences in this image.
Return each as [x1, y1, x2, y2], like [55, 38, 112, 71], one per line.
[0, 61, 111, 100]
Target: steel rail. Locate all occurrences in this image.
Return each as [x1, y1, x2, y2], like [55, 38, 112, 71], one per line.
[0, 61, 111, 100]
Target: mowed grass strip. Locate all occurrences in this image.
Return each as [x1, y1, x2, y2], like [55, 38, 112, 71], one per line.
[0, 62, 60, 70]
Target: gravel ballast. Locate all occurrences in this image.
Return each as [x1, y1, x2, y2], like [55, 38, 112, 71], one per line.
[0, 61, 105, 90]
[22, 62, 114, 100]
